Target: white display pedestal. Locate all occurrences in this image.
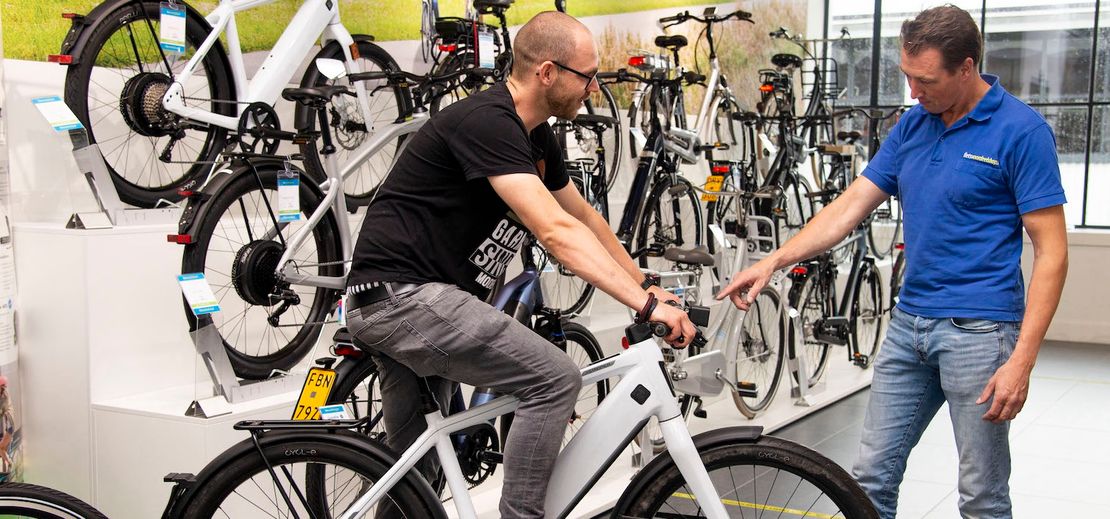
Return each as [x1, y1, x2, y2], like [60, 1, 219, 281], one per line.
[12, 223, 317, 517]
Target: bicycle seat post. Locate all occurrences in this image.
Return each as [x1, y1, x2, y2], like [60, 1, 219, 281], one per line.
[316, 105, 336, 156]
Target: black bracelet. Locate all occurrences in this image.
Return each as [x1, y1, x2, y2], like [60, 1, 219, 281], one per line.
[636, 293, 657, 324]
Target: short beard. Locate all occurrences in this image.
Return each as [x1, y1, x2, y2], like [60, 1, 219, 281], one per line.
[547, 88, 583, 121]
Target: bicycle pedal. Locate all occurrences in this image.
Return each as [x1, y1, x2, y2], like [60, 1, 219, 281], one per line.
[479, 451, 504, 465]
[692, 395, 707, 419]
[736, 381, 758, 399]
[693, 408, 707, 419]
[852, 353, 869, 367]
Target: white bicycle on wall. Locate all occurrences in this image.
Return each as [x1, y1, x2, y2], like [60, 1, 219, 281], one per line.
[54, 0, 408, 208]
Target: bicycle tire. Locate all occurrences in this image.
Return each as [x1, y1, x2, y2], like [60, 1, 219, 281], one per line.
[788, 272, 831, 386]
[63, 0, 235, 208]
[0, 482, 107, 519]
[298, 40, 411, 208]
[533, 173, 597, 317]
[583, 83, 623, 192]
[867, 196, 903, 260]
[850, 263, 885, 369]
[172, 431, 440, 518]
[180, 161, 343, 379]
[615, 435, 878, 519]
[711, 96, 751, 165]
[636, 176, 704, 271]
[430, 52, 494, 114]
[776, 172, 813, 248]
[420, 1, 436, 63]
[326, 355, 385, 438]
[890, 247, 906, 311]
[498, 322, 609, 449]
[730, 287, 786, 417]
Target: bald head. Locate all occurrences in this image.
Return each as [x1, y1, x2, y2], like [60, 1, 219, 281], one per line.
[512, 11, 592, 80]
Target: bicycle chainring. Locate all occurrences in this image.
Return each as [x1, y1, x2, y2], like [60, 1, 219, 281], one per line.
[231, 239, 285, 307]
[236, 102, 281, 155]
[457, 423, 499, 485]
[120, 72, 173, 138]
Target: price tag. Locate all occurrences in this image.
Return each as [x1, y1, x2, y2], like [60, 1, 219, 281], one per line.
[159, 1, 187, 54]
[477, 28, 496, 69]
[32, 96, 83, 132]
[319, 404, 349, 420]
[702, 174, 724, 202]
[277, 163, 301, 222]
[335, 295, 346, 326]
[178, 273, 220, 315]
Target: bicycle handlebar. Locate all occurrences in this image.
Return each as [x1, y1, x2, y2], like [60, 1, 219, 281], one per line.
[348, 67, 496, 88]
[659, 9, 753, 28]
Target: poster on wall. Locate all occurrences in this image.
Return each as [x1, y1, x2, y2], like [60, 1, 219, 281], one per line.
[0, 8, 24, 483]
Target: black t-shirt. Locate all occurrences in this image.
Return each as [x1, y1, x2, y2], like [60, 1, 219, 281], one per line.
[348, 83, 569, 299]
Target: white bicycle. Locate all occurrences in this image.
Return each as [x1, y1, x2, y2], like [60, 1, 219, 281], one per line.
[162, 307, 877, 518]
[56, 0, 407, 207]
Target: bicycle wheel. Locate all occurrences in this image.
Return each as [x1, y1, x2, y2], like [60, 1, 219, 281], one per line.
[533, 174, 596, 316]
[583, 83, 623, 192]
[711, 96, 751, 164]
[498, 321, 609, 447]
[0, 482, 107, 519]
[729, 287, 785, 417]
[173, 432, 439, 518]
[326, 356, 386, 438]
[636, 176, 704, 271]
[867, 196, 903, 260]
[616, 435, 878, 519]
[299, 40, 410, 208]
[64, 0, 234, 208]
[776, 172, 813, 248]
[850, 263, 885, 369]
[180, 161, 343, 379]
[788, 272, 831, 386]
[419, 1, 437, 63]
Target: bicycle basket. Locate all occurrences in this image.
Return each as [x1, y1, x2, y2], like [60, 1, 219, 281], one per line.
[802, 57, 841, 100]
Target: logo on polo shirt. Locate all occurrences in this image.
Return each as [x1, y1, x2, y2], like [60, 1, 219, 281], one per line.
[962, 152, 999, 166]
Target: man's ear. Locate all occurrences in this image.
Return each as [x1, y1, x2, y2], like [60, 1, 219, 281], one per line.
[536, 61, 557, 86]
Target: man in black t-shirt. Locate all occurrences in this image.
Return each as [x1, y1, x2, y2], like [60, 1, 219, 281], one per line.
[345, 11, 695, 518]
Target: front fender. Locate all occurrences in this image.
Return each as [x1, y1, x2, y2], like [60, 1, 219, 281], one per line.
[60, 0, 220, 68]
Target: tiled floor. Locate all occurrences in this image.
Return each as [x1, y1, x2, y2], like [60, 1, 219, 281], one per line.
[773, 340, 1110, 518]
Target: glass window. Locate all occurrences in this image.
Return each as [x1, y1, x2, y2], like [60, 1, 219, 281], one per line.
[828, 2, 874, 106]
[1086, 106, 1110, 225]
[1096, 2, 1110, 101]
[1036, 106, 1088, 226]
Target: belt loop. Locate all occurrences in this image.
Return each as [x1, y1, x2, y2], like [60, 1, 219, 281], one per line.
[385, 283, 397, 304]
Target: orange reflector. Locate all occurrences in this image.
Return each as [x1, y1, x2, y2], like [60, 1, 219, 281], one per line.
[759, 84, 774, 93]
[167, 234, 193, 244]
[48, 54, 74, 64]
[791, 266, 808, 275]
[62, 12, 80, 19]
[349, 42, 361, 60]
[628, 55, 646, 67]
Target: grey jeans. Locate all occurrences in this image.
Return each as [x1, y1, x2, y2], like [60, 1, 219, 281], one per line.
[346, 282, 582, 518]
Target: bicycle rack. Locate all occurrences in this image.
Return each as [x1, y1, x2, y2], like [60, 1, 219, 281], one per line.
[786, 305, 826, 406]
[186, 315, 306, 415]
[65, 128, 181, 229]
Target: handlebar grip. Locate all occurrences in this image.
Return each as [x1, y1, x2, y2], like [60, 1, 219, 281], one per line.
[730, 10, 754, 22]
[347, 71, 391, 82]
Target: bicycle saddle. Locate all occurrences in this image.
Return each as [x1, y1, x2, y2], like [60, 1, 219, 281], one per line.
[731, 111, 760, 123]
[572, 113, 617, 128]
[473, 0, 513, 12]
[837, 130, 862, 142]
[281, 85, 350, 106]
[664, 245, 715, 267]
[654, 35, 688, 51]
[771, 53, 803, 69]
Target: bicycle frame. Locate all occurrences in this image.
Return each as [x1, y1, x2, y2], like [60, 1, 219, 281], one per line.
[337, 333, 730, 519]
[275, 111, 430, 290]
[161, 0, 373, 132]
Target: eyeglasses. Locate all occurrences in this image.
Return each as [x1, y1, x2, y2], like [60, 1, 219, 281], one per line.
[551, 61, 598, 93]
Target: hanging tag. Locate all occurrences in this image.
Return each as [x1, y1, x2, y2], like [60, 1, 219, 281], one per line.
[336, 295, 346, 326]
[178, 273, 220, 315]
[319, 404, 350, 420]
[477, 28, 496, 69]
[32, 96, 83, 132]
[159, 1, 187, 54]
[277, 162, 301, 222]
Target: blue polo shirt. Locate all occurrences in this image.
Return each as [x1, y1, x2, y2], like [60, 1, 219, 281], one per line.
[862, 75, 1066, 321]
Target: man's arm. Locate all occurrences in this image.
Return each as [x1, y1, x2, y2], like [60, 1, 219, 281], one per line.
[489, 173, 696, 346]
[978, 204, 1068, 423]
[716, 176, 890, 309]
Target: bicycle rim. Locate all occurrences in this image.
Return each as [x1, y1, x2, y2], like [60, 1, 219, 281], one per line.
[851, 266, 885, 368]
[790, 274, 830, 386]
[64, 1, 233, 207]
[867, 197, 903, 260]
[730, 288, 785, 416]
[620, 436, 877, 518]
[181, 164, 342, 379]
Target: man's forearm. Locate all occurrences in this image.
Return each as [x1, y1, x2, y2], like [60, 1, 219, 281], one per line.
[1012, 248, 1068, 367]
[581, 208, 645, 284]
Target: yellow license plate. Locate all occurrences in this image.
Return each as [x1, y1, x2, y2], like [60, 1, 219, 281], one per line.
[292, 367, 337, 420]
[702, 175, 725, 202]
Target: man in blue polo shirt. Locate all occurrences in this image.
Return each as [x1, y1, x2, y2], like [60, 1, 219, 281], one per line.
[718, 5, 1067, 518]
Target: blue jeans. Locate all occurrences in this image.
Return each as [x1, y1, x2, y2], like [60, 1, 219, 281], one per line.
[852, 307, 1020, 518]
